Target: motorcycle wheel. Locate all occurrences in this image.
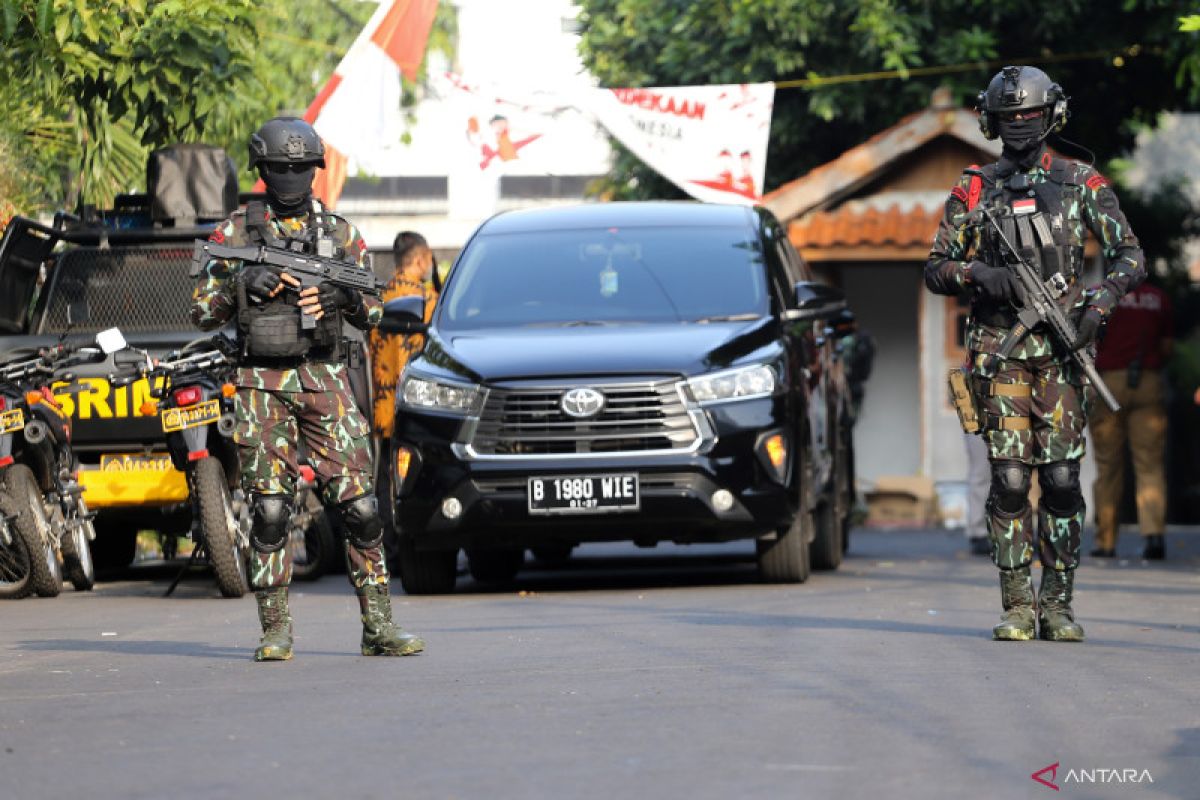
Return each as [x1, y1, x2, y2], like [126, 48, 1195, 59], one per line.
[2, 465, 61, 597]
[0, 513, 33, 599]
[61, 498, 96, 592]
[290, 488, 338, 582]
[191, 457, 247, 598]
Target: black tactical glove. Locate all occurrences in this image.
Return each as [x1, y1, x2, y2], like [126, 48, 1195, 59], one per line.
[242, 265, 282, 301]
[968, 260, 1020, 303]
[1072, 307, 1104, 351]
[316, 283, 360, 315]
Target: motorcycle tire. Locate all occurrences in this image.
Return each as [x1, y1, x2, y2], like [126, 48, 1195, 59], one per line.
[61, 498, 96, 592]
[2, 465, 61, 597]
[290, 489, 338, 582]
[191, 457, 247, 598]
[0, 511, 33, 599]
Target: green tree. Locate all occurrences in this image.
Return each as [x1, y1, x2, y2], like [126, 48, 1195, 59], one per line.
[0, 0, 455, 214]
[578, 0, 1199, 199]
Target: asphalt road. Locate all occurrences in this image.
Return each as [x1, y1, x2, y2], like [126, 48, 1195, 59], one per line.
[2, 527, 1198, 800]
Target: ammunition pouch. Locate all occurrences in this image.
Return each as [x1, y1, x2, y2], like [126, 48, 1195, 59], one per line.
[948, 368, 980, 435]
[236, 279, 341, 360]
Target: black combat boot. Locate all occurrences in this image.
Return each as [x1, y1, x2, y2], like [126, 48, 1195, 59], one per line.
[993, 566, 1036, 641]
[254, 587, 294, 661]
[359, 583, 424, 656]
[1142, 534, 1165, 560]
[1038, 569, 1085, 642]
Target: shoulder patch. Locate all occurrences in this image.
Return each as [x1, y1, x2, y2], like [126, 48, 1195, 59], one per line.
[1085, 173, 1110, 191]
[950, 186, 968, 204]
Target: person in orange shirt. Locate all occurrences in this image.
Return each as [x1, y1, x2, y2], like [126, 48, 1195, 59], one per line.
[369, 231, 438, 440]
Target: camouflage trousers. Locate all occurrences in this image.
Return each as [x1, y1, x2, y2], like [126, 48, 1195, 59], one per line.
[234, 371, 385, 599]
[249, 539, 389, 609]
[971, 346, 1088, 572]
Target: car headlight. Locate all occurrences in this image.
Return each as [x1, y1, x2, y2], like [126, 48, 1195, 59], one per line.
[687, 364, 777, 404]
[399, 374, 482, 415]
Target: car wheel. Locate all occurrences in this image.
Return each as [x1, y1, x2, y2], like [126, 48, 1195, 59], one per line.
[394, 535, 458, 595]
[758, 451, 812, 584]
[91, 514, 138, 574]
[467, 547, 524, 585]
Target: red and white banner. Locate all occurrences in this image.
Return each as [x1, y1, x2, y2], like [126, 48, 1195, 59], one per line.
[585, 83, 774, 205]
[280, 0, 439, 207]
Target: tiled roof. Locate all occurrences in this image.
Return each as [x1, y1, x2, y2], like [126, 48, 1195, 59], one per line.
[788, 203, 941, 251]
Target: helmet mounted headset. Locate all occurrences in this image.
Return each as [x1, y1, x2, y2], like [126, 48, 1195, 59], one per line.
[976, 65, 1069, 150]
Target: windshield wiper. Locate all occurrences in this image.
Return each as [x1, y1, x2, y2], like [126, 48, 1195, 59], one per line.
[691, 313, 762, 324]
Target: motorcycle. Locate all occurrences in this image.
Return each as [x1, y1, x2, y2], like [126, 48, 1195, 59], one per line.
[115, 336, 338, 596]
[0, 328, 126, 598]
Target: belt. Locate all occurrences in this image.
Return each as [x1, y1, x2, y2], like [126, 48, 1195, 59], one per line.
[984, 413, 1031, 431]
[244, 354, 338, 369]
[987, 381, 1032, 398]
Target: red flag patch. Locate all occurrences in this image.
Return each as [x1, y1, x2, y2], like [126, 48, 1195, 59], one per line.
[1012, 198, 1037, 215]
[1085, 174, 1110, 191]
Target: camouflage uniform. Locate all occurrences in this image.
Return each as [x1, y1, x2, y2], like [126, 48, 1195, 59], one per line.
[927, 149, 1144, 574]
[190, 207, 391, 599]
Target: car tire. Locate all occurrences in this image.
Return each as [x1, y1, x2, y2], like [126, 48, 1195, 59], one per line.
[395, 536, 458, 595]
[2, 465, 61, 597]
[811, 423, 846, 571]
[467, 547, 524, 585]
[191, 457, 247, 598]
[91, 514, 138, 574]
[758, 450, 812, 584]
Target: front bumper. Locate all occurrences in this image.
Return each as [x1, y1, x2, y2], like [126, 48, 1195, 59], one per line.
[391, 396, 797, 550]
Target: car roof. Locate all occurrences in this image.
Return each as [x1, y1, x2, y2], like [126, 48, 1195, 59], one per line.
[477, 201, 761, 235]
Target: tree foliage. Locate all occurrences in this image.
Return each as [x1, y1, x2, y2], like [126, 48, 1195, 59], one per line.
[0, 0, 455, 214]
[578, 0, 1200, 200]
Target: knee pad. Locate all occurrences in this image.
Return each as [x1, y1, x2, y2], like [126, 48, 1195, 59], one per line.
[341, 493, 383, 549]
[1039, 460, 1083, 516]
[251, 493, 292, 553]
[988, 460, 1031, 515]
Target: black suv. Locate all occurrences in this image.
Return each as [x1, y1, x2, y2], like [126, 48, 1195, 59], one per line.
[381, 202, 854, 594]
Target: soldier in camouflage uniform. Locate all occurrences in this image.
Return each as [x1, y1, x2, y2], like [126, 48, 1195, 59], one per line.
[926, 67, 1145, 642]
[190, 116, 423, 661]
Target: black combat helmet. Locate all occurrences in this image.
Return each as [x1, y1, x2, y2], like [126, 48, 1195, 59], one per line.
[976, 65, 1068, 145]
[248, 116, 326, 170]
[249, 117, 325, 214]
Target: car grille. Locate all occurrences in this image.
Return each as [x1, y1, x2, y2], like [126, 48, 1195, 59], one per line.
[469, 380, 699, 455]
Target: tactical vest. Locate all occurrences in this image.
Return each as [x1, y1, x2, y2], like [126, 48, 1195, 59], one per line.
[236, 201, 345, 361]
[973, 155, 1086, 326]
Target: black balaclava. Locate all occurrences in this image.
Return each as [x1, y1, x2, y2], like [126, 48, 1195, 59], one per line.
[259, 164, 317, 217]
[998, 111, 1048, 171]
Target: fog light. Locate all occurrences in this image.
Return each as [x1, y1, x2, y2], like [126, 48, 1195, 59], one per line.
[441, 497, 463, 520]
[712, 489, 735, 512]
[764, 434, 787, 470]
[756, 431, 790, 484]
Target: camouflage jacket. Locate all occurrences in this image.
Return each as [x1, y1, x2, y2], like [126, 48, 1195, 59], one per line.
[189, 202, 382, 391]
[926, 150, 1145, 355]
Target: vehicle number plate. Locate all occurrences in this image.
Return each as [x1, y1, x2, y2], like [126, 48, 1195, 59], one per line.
[0, 408, 24, 435]
[161, 399, 221, 433]
[528, 474, 639, 515]
[99, 453, 175, 472]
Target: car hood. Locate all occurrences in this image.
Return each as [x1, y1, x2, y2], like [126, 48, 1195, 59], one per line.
[421, 318, 779, 383]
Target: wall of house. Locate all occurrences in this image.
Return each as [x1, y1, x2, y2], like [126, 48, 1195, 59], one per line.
[839, 263, 922, 484]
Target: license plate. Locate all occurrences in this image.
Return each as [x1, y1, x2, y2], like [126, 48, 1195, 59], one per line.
[160, 399, 221, 433]
[99, 453, 175, 472]
[0, 408, 24, 435]
[528, 474, 639, 515]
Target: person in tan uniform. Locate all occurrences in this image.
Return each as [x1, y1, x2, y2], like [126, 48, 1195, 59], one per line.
[1089, 280, 1173, 560]
[369, 231, 438, 439]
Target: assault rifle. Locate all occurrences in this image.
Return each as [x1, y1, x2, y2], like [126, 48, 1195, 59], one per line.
[190, 239, 384, 330]
[965, 183, 1121, 412]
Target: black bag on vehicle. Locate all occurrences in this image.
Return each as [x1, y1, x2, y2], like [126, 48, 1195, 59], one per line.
[147, 144, 238, 225]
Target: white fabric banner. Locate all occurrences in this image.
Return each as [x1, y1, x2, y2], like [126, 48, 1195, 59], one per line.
[585, 83, 775, 205]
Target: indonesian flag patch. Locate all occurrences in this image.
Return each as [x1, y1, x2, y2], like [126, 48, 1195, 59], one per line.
[1012, 198, 1037, 215]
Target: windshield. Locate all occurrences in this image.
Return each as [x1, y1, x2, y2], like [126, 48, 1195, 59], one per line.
[441, 225, 768, 330]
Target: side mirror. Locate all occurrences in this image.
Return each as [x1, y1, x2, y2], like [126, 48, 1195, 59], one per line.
[95, 327, 128, 355]
[378, 295, 427, 335]
[783, 281, 846, 322]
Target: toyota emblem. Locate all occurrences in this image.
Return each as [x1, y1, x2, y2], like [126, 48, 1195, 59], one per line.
[560, 387, 606, 419]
